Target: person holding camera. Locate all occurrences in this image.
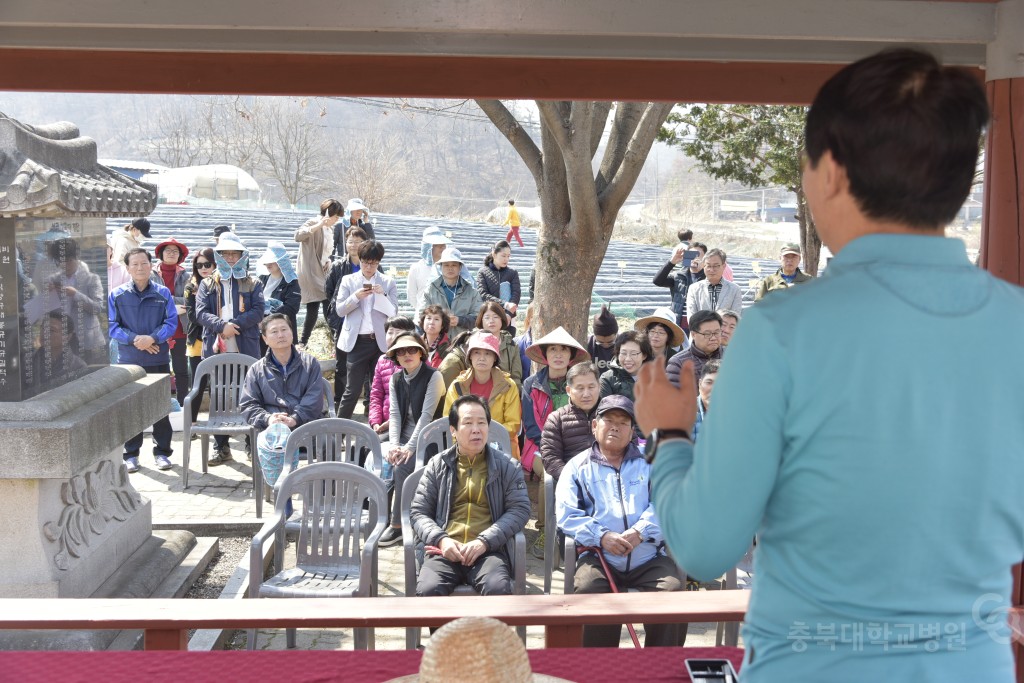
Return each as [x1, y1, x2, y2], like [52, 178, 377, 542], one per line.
[652, 233, 707, 332]
[333, 239, 399, 419]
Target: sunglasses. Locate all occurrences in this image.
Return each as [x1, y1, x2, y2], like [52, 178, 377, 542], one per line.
[196, 261, 214, 269]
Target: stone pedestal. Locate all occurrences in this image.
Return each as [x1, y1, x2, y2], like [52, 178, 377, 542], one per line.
[0, 366, 170, 600]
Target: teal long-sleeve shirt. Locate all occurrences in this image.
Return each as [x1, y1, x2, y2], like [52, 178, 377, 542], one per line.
[651, 234, 1024, 682]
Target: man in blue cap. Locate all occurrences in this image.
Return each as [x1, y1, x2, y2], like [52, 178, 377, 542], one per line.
[555, 395, 683, 648]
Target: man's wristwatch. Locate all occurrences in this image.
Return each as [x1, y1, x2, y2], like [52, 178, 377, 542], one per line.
[644, 428, 692, 463]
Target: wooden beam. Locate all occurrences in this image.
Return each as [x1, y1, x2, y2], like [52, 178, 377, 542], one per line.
[0, 49, 854, 104]
[0, 592, 748, 651]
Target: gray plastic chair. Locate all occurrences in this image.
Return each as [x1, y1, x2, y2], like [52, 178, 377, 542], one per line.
[272, 418, 384, 548]
[248, 461, 387, 650]
[414, 416, 513, 468]
[182, 353, 261, 514]
[400, 466, 526, 649]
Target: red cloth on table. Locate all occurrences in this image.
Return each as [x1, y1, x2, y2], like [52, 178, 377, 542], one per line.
[1, 647, 743, 682]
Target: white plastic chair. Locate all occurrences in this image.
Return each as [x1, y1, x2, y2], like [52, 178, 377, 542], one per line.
[247, 461, 387, 650]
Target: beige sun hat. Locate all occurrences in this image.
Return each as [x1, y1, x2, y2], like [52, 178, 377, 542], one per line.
[386, 617, 572, 683]
[386, 334, 428, 360]
[524, 326, 590, 366]
[633, 307, 685, 348]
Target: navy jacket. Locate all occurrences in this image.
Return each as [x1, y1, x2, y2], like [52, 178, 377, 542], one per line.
[240, 347, 324, 432]
[196, 275, 265, 359]
[108, 280, 178, 367]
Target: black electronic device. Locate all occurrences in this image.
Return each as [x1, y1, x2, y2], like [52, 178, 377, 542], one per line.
[684, 658, 739, 682]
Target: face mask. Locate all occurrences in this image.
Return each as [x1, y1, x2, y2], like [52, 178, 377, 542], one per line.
[215, 251, 249, 279]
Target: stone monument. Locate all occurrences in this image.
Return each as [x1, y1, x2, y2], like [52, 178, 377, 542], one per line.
[0, 113, 195, 649]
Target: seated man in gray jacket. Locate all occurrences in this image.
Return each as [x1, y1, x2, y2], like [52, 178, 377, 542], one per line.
[411, 394, 531, 596]
[239, 313, 325, 434]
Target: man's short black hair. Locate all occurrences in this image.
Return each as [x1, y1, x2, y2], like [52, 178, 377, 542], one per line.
[690, 242, 708, 256]
[385, 316, 415, 333]
[357, 240, 386, 262]
[123, 247, 151, 267]
[805, 48, 988, 230]
[700, 359, 721, 381]
[688, 309, 724, 332]
[449, 394, 491, 429]
[260, 312, 292, 336]
[677, 229, 694, 243]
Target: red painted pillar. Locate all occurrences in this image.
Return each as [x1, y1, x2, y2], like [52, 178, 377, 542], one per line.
[979, 78, 1024, 286]
[978, 75, 1024, 683]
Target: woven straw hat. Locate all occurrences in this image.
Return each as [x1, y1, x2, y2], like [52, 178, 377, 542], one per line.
[386, 617, 572, 683]
[633, 307, 685, 348]
[524, 326, 590, 366]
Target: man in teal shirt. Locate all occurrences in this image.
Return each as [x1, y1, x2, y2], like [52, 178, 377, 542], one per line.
[637, 49, 1024, 681]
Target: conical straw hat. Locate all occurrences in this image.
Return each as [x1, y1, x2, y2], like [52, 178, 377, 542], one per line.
[524, 326, 590, 366]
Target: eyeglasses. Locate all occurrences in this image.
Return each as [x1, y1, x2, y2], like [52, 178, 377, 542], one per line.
[703, 262, 724, 271]
[692, 330, 721, 340]
[196, 261, 214, 269]
[395, 347, 420, 356]
[619, 350, 644, 359]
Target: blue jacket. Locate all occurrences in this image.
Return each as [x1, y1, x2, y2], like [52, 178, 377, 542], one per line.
[652, 234, 1024, 681]
[240, 347, 324, 432]
[556, 442, 665, 573]
[195, 274, 265, 359]
[108, 280, 178, 367]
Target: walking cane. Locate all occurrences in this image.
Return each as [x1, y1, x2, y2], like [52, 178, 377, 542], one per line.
[577, 545, 642, 648]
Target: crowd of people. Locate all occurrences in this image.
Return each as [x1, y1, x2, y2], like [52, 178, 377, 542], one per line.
[95, 46, 1023, 680]
[106, 186, 812, 644]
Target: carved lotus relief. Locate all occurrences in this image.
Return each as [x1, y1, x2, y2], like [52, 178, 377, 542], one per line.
[42, 460, 142, 570]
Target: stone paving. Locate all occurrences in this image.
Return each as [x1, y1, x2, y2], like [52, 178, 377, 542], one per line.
[131, 403, 737, 651]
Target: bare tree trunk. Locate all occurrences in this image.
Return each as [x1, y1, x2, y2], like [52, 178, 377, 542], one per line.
[796, 186, 823, 275]
[477, 99, 672, 343]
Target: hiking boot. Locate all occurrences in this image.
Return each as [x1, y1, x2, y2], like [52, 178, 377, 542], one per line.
[378, 526, 403, 547]
[124, 457, 140, 474]
[530, 530, 545, 559]
[154, 455, 173, 471]
[209, 445, 233, 465]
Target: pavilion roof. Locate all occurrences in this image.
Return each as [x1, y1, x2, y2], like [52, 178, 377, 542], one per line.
[0, 114, 156, 218]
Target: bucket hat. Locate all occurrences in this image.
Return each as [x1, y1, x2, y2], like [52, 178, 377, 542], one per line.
[154, 238, 189, 264]
[466, 331, 501, 362]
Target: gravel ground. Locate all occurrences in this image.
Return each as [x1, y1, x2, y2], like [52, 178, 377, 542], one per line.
[185, 536, 251, 600]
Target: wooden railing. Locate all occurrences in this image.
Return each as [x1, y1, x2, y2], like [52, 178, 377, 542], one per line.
[0, 591, 749, 650]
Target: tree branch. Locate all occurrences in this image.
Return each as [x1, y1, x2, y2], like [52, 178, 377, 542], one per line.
[598, 102, 674, 216]
[536, 100, 572, 152]
[589, 102, 612, 160]
[595, 102, 644, 196]
[475, 99, 543, 186]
